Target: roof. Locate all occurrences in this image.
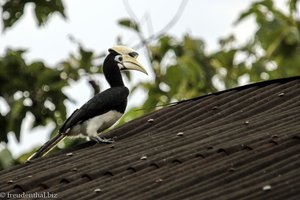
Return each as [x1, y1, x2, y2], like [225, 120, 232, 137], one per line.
[1, 76, 300, 200]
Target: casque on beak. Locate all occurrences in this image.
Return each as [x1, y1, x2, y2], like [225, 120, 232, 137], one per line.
[109, 45, 148, 75]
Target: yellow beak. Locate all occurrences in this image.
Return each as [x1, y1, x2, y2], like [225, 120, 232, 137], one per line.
[121, 55, 148, 75]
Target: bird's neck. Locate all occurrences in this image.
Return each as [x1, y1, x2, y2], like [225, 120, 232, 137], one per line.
[103, 56, 125, 87]
[105, 68, 124, 87]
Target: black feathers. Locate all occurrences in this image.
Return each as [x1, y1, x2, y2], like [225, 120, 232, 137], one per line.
[59, 87, 129, 134]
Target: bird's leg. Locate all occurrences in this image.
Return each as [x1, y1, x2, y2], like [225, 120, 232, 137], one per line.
[91, 136, 114, 144]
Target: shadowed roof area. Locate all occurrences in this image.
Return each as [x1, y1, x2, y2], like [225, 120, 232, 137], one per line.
[0, 76, 300, 200]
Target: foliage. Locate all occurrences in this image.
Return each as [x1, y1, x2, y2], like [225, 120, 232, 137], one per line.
[0, 44, 104, 168]
[1, 0, 300, 170]
[0, 45, 102, 141]
[234, 0, 300, 80]
[1, 0, 66, 30]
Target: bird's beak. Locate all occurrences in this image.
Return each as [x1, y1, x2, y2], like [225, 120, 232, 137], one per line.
[121, 55, 148, 75]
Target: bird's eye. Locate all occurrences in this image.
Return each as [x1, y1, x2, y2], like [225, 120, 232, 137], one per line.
[114, 55, 123, 62]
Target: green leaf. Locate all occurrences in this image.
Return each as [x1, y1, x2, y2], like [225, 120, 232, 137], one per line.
[7, 99, 25, 141]
[118, 18, 140, 31]
[235, 0, 273, 25]
[165, 65, 181, 95]
[289, 0, 298, 13]
[34, 0, 66, 26]
[1, 0, 26, 30]
[79, 46, 94, 70]
[0, 148, 14, 170]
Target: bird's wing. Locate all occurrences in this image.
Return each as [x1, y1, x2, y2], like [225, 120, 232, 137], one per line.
[59, 86, 129, 134]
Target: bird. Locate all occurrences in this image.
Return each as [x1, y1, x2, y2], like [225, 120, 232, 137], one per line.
[27, 45, 147, 161]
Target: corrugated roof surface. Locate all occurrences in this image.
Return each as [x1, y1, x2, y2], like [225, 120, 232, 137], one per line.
[1, 76, 300, 200]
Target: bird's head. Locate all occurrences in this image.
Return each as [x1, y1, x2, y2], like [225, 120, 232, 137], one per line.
[107, 45, 148, 75]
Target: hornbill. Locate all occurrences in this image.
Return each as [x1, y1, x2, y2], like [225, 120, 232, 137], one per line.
[28, 46, 147, 161]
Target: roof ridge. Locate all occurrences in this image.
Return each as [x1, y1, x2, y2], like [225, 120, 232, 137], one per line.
[173, 75, 300, 105]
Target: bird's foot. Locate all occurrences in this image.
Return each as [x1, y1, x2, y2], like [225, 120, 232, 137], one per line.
[91, 136, 114, 144]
